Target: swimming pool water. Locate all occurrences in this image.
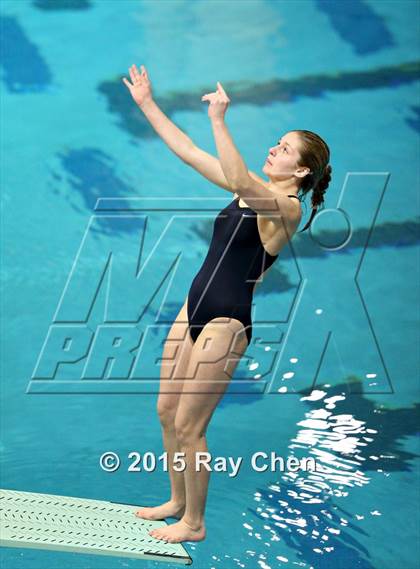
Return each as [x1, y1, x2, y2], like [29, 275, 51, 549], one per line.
[1, 1, 419, 568]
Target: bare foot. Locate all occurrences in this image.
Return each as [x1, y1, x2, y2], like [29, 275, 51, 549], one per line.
[134, 500, 185, 521]
[149, 518, 206, 543]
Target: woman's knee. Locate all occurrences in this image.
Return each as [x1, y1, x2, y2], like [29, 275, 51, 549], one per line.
[174, 416, 206, 445]
[157, 400, 177, 429]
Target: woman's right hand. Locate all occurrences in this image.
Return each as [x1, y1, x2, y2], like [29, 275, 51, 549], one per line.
[122, 64, 153, 108]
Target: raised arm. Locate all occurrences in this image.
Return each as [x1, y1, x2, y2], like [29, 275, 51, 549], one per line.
[122, 64, 194, 163]
[202, 81, 296, 219]
[183, 146, 268, 191]
[123, 64, 262, 191]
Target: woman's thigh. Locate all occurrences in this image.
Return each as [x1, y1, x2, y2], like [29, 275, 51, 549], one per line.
[157, 297, 194, 416]
[174, 316, 249, 439]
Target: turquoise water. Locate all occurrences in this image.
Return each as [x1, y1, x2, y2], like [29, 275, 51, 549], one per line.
[1, 1, 419, 568]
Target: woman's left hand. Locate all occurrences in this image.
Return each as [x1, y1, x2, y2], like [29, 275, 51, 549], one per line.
[201, 82, 230, 121]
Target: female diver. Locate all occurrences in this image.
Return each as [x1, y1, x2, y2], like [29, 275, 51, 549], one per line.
[122, 64, 332, 544]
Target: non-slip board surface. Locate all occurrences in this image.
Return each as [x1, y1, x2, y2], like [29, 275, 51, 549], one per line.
[0, 489, 193, 565]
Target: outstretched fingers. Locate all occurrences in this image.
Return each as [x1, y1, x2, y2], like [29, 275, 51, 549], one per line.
[201, 82, 230, 104]
[123, 63, 149, 89]
[201, 91, 217, 102]
[140, 64, 149, 80]
[129, 64, 140, 84]
[217, 81, 230, 101]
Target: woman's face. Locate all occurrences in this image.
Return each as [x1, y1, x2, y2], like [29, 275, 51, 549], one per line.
[262, 131, 308, 181]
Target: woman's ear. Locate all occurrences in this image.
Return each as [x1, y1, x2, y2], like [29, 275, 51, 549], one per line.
[295, 166, 311, 179]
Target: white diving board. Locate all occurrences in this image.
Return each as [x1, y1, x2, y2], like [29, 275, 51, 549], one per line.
[0, 489, 193, 565]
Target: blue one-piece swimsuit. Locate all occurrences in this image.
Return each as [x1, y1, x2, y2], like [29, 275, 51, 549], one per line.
[187, 195, 300, 346]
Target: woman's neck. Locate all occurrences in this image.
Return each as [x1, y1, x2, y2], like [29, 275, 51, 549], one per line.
[267, 178, 300, 197]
